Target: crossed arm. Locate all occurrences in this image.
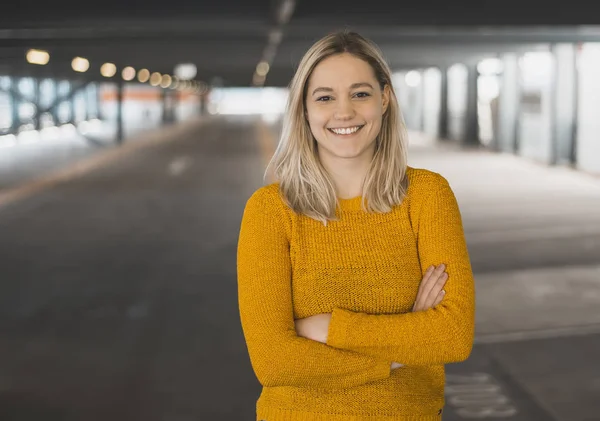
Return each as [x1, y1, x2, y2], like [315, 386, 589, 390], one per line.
[321, 177, 475, 366]
[237, 176, 475, 389]
[294, 263, 450, 351]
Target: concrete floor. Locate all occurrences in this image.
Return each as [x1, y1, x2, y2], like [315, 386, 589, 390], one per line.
[0, 116, 599, 421]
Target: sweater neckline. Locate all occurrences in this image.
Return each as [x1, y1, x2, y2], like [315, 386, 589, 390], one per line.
[337, 196, 364, 211]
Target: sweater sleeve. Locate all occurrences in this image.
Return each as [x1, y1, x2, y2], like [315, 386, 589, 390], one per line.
[237, 187, 392, 389]
[326, 174, 476, 366]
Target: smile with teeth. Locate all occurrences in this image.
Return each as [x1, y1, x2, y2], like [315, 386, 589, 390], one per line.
[328, 125, 364, 135]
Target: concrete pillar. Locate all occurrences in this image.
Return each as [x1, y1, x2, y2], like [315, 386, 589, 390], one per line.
[423, 67, 442, 138]
[447, 64, 468, 142]
[517, 50, 554, 164]
[496, 54, 520, 153]
[551, 43, 577, 166]
[575, 43, 600, 174]
[439, 67, 448, 140]
[96, 83, 103, 121]
[33, 78, 41, 130]
[172, 90, 179, 121]
[199, 93, 207, 116]
[116, 81, 124, 144]
[419, 71, 426, 132]
[85, 84, 91, 121]
[392, 71, 410, 128]
[162, 89, 177, 124]
[464, 62, 479, 146]
[162, 88, 169, 123]
[51, 80, 61, 125]
[68, 82, 76, 125]
[10, 77, 20, 133]
[406, 70, 424, 132]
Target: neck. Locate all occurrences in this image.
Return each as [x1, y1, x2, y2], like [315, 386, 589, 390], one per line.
[319, 151, 373, 199]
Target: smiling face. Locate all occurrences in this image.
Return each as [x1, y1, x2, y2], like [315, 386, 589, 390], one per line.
[305, 52, 390, 165]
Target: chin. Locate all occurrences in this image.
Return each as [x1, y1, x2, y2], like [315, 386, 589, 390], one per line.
[328, 146, 368, 159]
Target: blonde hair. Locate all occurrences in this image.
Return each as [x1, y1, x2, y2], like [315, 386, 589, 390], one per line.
[265, 30, 409, 225]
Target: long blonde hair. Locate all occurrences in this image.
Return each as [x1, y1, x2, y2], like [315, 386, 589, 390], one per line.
[265, 30, 409, 225]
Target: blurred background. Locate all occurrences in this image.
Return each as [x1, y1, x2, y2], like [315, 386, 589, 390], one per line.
[1, 1, 599, 420]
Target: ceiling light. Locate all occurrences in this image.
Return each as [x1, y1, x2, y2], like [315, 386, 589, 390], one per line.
[137, 69, 150, 83]
[72, 57, 90, 73]
[160, 74, 172, 88]
[256, 61, 270, 77]
[122, 66, 136, 81]
[26, 49, 50, 65]
[277, 0, 295, 25]
[174, 63, 197, 80]
[100, 63, 117, 77]
[150, 72, 162, 86]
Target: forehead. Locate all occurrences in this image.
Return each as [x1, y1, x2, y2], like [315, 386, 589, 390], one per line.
[307, 53, 377, 88]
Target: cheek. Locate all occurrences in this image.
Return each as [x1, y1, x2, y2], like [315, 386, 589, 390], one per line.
[306, 110, 328, 132]
[367, 106, 385, 130]
[364, 105, 383, 123]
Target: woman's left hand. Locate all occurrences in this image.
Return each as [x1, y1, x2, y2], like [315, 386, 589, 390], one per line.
[294, 313, 332, 344]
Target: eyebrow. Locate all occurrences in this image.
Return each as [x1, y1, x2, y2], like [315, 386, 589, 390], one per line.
[311, 82, 375, 96]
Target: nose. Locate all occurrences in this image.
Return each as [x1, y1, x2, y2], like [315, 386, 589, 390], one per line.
[333, 97, 355, 120]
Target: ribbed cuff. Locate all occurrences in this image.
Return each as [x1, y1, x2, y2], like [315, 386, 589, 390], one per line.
[326, 307, 354, 348]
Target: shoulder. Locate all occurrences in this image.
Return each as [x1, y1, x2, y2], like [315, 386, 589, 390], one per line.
[405, 167, 461, 228]
[243, 182, 287, 217]
[242, 182, 291, 236]
[405, 166, 459, 220]
[246, 182, 281, 205]
[406, 166, 452, 196]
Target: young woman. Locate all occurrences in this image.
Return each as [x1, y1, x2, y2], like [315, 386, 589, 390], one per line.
[237, 30, 475, 421]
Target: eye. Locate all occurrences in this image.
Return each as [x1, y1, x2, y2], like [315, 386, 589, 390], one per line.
[354, 92, 371, 98]
[316, 96, 332, 102]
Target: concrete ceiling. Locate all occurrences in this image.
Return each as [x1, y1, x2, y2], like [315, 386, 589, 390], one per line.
[2, 1, 600, 87]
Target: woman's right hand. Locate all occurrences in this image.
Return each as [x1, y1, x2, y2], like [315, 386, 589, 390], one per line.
[391, 264, 449, 370]
[412, 264, 448, 312]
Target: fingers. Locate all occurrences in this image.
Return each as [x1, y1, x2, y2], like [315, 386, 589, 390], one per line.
[424, 268, 448, 307]
[412, 265, 436, 311]
[433, 289, 446, 307]
[420, 264, 436, 287]
[413, 264, 448, 312]
[422, 264, 446, 301]
[415, 264, 445, 308]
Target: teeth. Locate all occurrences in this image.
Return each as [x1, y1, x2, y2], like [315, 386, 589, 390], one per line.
[330, 126, 361, 135]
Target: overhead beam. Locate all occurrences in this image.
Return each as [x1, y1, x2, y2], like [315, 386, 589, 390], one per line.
[252, 0, 296, 86]
[0, 17, 269, 38]
[284, 24, 600, 45]
[290, 3, 600, 26]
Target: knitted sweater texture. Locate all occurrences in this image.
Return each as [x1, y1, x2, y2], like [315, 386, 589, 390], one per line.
[237, 167, 476, 421]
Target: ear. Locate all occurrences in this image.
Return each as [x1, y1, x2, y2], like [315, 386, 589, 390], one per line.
[382, 84, 391, 114]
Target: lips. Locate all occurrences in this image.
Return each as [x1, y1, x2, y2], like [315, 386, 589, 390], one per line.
[327, 125, 364, 135]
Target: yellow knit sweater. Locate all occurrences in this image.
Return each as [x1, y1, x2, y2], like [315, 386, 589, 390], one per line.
[237, 166, 476, 421]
